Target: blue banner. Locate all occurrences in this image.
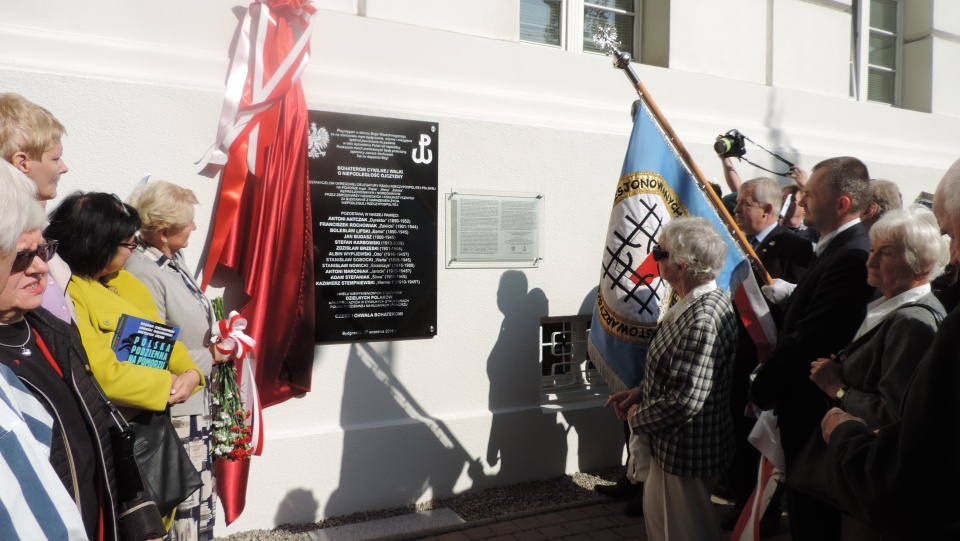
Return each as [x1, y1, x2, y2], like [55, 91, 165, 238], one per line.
[588, 100, 749, 392]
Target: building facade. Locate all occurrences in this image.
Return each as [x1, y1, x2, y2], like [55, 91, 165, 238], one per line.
[1, 0, 958, 534]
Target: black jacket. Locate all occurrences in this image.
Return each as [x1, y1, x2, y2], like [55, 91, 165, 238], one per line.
[10, 308, 164, 541]
[751, 222, 875, 461]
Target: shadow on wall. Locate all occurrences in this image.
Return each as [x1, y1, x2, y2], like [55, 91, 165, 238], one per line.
[485, 271, 569, 485]
[275, 488, 320, 526]
[560, 285, 624, 473]
[323, 342, 488, 518]
[321, 273, 606, 520]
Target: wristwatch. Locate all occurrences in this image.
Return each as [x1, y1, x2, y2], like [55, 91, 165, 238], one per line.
[835, 386, 849, 403]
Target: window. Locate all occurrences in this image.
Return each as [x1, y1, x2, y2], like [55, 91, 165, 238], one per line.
[539, 314, 610, 410]
[520, 0, 639, 57]
[853, 0, 902, 105]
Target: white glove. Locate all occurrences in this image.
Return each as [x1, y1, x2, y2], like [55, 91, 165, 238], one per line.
[762, 279, 796, 305]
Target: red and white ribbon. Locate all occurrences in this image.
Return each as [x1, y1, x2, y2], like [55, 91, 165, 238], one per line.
[214, 311, 257, 362]
[213, 310, 264, 455]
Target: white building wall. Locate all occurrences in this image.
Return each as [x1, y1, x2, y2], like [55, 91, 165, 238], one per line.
[0, 1, 958, 536]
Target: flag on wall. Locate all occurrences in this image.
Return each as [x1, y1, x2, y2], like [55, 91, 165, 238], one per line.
[587, 99, 751, 393]
[201, 0, 316, 524]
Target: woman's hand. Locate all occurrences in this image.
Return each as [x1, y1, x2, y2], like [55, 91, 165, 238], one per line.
[168, 369, 201, 405]
[810, 356, 845, 398]
[604, 387, 643, 421]
[209, 343, 235, 364]
[821, 407, 865, 444]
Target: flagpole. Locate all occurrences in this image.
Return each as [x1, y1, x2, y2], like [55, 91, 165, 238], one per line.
[598, 35, 772, 285]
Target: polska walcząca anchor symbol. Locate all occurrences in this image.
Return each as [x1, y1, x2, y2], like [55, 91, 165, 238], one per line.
[412, 134, 433, 164]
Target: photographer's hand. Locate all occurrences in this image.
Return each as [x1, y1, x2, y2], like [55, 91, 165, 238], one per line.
[786, 165, 808, 188]
[720, 157, 742, 193]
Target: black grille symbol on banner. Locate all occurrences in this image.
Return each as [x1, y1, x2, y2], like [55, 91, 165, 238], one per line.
[602, 199, 664, 317]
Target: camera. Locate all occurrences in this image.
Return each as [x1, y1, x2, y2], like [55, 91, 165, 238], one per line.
[714, 129, 746, 159]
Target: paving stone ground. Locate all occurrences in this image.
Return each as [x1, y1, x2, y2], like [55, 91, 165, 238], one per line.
[412, 501, 792, 541]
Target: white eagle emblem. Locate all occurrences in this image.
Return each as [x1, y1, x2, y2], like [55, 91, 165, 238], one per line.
[307, 123, 329, 158]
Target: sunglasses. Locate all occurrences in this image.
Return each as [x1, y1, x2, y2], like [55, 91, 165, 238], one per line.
[10, 241, 58, 275]
[651, 244, 670, 262]
[117, 240, 138, 250]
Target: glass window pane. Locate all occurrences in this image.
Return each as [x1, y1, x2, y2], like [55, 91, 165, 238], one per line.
[867, 68, 895, 104]
[520, 0, 562, 46]
[586, 0, 635, 12]
[869, 32, 896, 69]
[869, 0, 898, 34]
[583, 8, 634, 55]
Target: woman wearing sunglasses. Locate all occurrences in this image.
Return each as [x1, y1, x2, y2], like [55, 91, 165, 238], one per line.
[0, 168, 165, 540]
[605, 217, 738, 541]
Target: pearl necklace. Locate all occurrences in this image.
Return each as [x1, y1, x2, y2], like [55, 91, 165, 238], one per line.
[0, 320, 32, 357]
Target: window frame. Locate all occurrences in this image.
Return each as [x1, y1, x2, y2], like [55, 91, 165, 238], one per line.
[520, 0, 641, 58]
[852, 0, 903, 106]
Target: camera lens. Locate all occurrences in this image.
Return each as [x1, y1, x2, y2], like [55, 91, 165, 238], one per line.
[714, 138, 731, 155]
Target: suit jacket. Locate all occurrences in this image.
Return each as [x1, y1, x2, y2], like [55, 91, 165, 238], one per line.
[828, 302, 960, 539]
[731, 225, 814, 416]
[630, 287, 738, 477]
[838, 292, 944, 429]
[755, 224, 814, 286]
[751, 222, 874, 461]
[67, 271, 203, 412]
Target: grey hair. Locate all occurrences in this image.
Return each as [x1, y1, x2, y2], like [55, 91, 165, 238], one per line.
[938, 159, 960, 221]
[866, 179, 902, 218]
[870, 206, 949, 280]
[0, 161, 45, 255]
[660, 216, 727, 282]
[812, 156, 870, 213]
[740, 177, 782, 213]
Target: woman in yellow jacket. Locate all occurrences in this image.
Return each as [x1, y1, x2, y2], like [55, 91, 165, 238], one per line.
[45, 192, 203, 411]
[45, 192, 204, 532]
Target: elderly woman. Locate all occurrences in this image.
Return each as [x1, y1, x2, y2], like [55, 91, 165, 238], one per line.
[126, 180, 225, 541]
[606, 217, 738, 541]
[0, 170, 165, 540]
[810, 206, 947, 540]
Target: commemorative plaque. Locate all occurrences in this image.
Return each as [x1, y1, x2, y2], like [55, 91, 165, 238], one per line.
[309, 111, 438, 342]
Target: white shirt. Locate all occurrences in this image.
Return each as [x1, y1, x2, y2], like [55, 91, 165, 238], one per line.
[814, 217, 861, 257]
[852, 283, 932, 341]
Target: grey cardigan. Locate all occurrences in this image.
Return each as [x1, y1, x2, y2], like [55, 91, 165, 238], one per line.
[125, 245, 215, 416]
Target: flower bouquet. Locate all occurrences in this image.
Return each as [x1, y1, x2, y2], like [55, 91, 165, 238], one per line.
[210, 297, 253, 460]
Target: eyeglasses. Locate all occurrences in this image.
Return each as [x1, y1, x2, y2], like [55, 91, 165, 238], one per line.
[651, 244, 670, 262]
[10, 241, 58, 275]
[117, 240, 138, 250]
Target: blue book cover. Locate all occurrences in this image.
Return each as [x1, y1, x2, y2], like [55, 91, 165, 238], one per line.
[110, 314, 180, 371]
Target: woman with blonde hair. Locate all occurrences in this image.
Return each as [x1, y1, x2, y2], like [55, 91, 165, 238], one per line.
[126, 180, 229, 541]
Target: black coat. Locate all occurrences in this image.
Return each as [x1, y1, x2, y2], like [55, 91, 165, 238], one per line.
[8, 308, 163, 541]
[828, 301, 960, 539]
[751, 222, 874, 461]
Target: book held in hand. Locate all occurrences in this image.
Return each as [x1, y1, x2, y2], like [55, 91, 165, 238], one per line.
[111, 314, 180, 370]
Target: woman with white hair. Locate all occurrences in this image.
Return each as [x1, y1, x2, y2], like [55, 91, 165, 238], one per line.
[810, 206, 948, 540]
[125, 180, 229, 541]
[606, 216, 738, 541]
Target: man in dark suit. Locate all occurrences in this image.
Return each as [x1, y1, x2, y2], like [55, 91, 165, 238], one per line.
[820, 158, 960, 540]
[721, 177, 813, 530]
[751, 157, 876, 541]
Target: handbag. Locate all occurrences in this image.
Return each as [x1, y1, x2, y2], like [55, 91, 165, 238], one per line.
[89, 376, 168, 539]
[127, 409, 203, 517]
[784, 428, 840, 508]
